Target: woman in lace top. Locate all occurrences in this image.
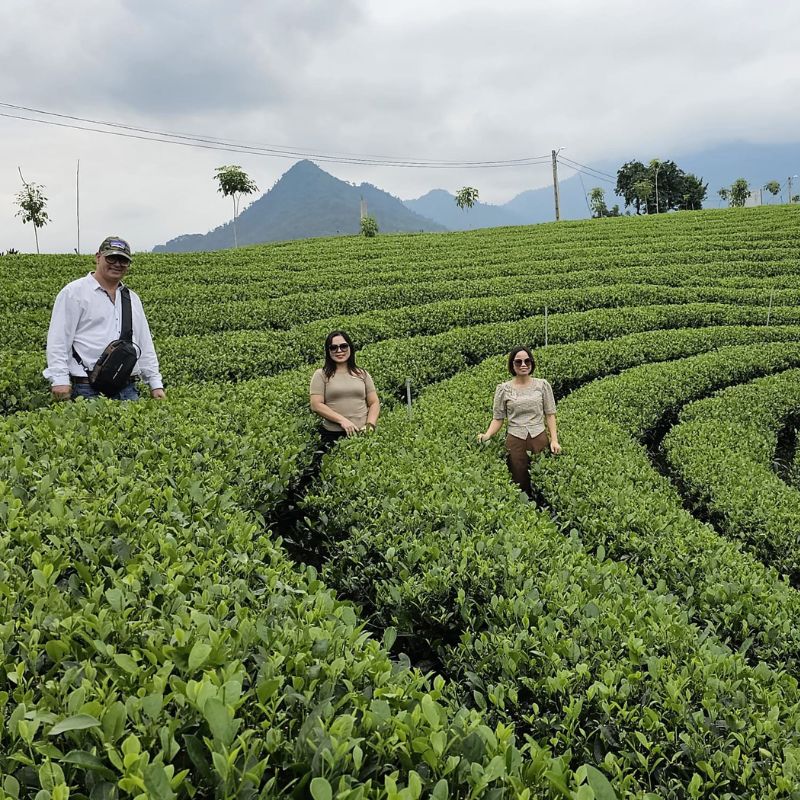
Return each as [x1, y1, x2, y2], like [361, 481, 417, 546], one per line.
[477, 345, 561, 496]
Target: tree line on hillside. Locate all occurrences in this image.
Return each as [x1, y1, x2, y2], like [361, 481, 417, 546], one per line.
[7, 160, 800, 253]
[587, 161, 799, 219]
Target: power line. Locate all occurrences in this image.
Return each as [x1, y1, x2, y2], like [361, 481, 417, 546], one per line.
[575, 169, 592, 215]
[558, 155, 616, 180]
[0, 102, 552, 169]
[558, 158, 616, 185]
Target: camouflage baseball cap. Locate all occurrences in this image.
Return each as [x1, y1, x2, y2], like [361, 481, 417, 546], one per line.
[98, 236, 132, 261]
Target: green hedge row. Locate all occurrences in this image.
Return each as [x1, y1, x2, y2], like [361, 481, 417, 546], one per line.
[532, 344, 800, 672]
[8, 300, 800, 417]
[0, 376, 586, 798]
[8, 277, 800, 349]
[662, 369, 800, 583]
[3, 204, 799, 310]
[305, 328, 800, 798]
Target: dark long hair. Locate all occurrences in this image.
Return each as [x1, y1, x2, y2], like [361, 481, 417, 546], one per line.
[507, 345, 536, 376]
[323, 330, 362, 379]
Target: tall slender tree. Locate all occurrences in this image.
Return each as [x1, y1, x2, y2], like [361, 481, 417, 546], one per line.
[15, 168, 50, 254]
[214, 165, 258, 248]
[729, 178, 750, 208]
[455, 186, 480, 210]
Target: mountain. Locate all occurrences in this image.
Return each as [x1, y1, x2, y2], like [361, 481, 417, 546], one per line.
[154, 143, 800, 252]
[502, 175, 591, 223]
[153, 160, 445, 252]
[404, 176, 593, 230]
[405, 189, 525, 230]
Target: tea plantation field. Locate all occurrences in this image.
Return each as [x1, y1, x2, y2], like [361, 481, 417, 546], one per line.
[2, 205, 800, 799]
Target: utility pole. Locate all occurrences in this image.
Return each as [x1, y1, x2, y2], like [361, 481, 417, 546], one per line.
[551, 149, 561, 222]
[789, 175, 797, 204]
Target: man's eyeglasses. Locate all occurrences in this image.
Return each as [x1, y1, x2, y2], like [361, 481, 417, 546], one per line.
[513, 358, 532, 367]
[105, 255, 130, 266]
[329, 343, 350, 353]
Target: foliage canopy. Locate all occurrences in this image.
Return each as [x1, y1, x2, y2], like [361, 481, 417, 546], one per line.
[615, 159, 707, 214]
[455, 186, 479, 210]
[213, 165, 258, 248]
[15, 173, 50, 254]
[360, 215, 379, 237]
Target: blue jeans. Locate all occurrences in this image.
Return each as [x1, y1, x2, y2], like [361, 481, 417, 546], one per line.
[71, 383, 140, 402]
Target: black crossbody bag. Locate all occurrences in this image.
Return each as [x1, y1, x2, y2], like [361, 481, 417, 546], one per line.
[72, 287, 141, 396]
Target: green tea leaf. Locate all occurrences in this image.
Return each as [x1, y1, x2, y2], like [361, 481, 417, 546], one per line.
[113, 654, 139, 674]
[143, 763, 176, 800]
[585, 765, 618, 800]
[203, 698, 234, 745]
[48, 715, 101, 736]
[310, 777, 332, 800]
[189, 641, 212, 672]
[63, 750, 116, 780]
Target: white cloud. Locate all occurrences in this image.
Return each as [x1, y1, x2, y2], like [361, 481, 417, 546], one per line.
[1, 0, 799, 251]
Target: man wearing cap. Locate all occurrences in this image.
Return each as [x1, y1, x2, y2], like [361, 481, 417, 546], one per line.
[44, 236, 166, 401]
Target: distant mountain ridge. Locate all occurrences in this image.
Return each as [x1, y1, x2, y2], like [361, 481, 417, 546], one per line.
[153, 160, 445, 253]
[154, 143, 800, 251]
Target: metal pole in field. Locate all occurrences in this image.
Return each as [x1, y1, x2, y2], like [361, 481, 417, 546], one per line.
[544, 306, 549, 348]
[551, 150, 561, 222]
[76, 159, 80, 254]
[405, 377, 413, 418]
[766, 288, 775, 327]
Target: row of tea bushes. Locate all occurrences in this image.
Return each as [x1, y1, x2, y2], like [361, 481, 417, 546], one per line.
[662, 369, 800, 583]
[532, 344, 800, 672]
[305, 329, 800, 798]
[7, 275, 797, 353]
[7, 298, 800, 419]
[0, 376, 588, 798]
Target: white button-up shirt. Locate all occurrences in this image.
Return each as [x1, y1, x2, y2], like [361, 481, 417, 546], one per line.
[43, 273, 164, 389]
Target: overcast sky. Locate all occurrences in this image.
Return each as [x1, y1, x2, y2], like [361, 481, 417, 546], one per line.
[2, 0, 799, 253]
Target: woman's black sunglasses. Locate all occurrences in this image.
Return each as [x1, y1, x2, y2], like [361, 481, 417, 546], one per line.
[513, 358, 532, 367]
[329, 343, 351, 353]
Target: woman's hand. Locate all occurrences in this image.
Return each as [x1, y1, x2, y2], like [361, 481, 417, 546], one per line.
[550, 439, 562, 455]
[340, 418, 359, 436]
[477, 432, 490, 443]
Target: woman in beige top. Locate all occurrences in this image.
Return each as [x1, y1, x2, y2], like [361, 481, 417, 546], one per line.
[478, 345, 561, 496]
[310, 330, 380, 447]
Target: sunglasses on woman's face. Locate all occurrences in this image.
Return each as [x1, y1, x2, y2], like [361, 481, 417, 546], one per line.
[513, 358, 532, 367]
[329, 343, 350, 353]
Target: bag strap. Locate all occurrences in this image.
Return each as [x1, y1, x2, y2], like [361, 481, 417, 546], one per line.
[120, 286, 133, 342]
[71, 286, 134, 368]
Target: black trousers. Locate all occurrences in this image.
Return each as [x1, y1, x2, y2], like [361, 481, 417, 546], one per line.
[319, 427, 346, 451]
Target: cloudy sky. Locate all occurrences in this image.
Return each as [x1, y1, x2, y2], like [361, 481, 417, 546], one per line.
[1, 0, 799, 253]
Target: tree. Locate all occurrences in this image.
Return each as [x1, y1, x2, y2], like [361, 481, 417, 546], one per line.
[729, 178, 750, 208]
[615, 161, 649, 214]
[676, 173, 708, 211]
[615, 159, 707, 214]
[764, 180, 781, 203]
[455, 187, 479, 210]
[633, 179, 653, 211]
[213, 165, 258, 248]
[588, 187, 609, 218]
[15, 168, 50, 254]
[718, 188, 729, 206]
[360, 215, 378, 237]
